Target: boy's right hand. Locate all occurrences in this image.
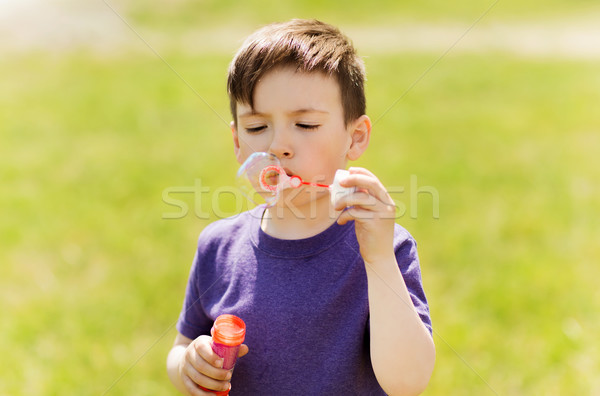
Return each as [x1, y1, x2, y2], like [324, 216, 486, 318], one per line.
[178, 335, 249, 395]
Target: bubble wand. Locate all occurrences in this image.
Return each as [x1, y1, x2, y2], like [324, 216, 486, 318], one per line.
[258, 164, 331, 191]
[237, 152, 355, 206]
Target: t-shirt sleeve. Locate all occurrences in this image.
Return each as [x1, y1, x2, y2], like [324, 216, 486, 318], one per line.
[395, 234, 433, 335]
[176, 246, 214, 340]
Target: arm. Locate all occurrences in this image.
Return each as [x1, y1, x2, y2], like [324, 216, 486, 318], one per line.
[365, 253, 435, 395]
[337, 167, 435, 396]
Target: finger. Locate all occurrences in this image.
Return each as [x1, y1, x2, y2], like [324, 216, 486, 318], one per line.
[187, 354, 231, 383]
[183, 362, 232, 393]
[183, 358, 228, 386]
[182, 373, 208, 396]
[348, 166, 376, 178]
[238, 344, 249, 358]
[337, 193, 397, 219]
[340, 173, 383, 197]
[334, 191, 379, 212]
[337, 209, 353, 225]
[338, 201, 398, 224]
[187, 341, 231, 382]
[193, 336, 225, 369]
[337, 206, 375, 225]
[339, 172, 392, 205]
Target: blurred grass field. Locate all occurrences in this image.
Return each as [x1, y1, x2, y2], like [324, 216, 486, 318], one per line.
[1, 1, 600, 395]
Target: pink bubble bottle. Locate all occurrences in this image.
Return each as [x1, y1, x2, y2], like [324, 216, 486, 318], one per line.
[200, 314, 246, 395]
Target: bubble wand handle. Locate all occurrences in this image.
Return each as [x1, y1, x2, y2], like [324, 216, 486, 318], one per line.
[288, 170, 356, 206]
[294, 176, 330, 189]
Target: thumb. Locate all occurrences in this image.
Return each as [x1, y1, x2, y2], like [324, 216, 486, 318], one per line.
[237, 344, 249, 358]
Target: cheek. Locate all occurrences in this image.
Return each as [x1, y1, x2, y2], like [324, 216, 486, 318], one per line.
[239, 136, 267, 157]
[318, 135, 351, 163]
[304, 149, 347, 182]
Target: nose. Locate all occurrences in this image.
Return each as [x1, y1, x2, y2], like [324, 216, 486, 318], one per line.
[268, 129, 294, 159]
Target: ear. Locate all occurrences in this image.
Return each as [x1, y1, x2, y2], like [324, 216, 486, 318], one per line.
[346, 115, 371, 161]
[231, 121, 243, 164]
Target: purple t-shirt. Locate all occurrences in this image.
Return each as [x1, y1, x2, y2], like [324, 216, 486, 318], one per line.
[177, 206, 431, 395]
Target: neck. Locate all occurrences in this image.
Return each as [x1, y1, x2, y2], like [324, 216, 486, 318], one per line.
[261, 193, 341, 240]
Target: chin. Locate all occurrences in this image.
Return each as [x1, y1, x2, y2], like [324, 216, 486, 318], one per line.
[276, 187, 330, 210]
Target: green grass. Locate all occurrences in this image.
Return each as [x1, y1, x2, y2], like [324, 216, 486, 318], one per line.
[364, 54, 600, 394]
[121, 0, 600, 30]
[2, 22, 600, 396]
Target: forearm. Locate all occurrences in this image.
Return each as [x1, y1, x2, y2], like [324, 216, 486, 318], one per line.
[365, 255, 435, 396]
[167, 344, 190, 395]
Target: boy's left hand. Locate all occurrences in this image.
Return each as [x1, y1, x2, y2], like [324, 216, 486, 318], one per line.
[335, 167, 397, 265]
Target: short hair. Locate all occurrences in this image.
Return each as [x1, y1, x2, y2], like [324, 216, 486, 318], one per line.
[227, 19, 366, 126]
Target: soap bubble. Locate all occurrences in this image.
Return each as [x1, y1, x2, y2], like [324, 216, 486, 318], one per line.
[236, 152, 286, 207]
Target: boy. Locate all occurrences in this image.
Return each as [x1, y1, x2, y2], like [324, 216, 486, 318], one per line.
[167, 19, 435, 395]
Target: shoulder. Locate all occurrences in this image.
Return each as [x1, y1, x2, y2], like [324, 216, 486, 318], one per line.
[199, 210, 254, 238]
[194, 208, 262, 254]
[392, 223, 420, 272]
[393, 223, 417, 249]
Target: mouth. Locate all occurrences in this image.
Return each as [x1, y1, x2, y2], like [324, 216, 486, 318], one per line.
[259, 165, 285, 191]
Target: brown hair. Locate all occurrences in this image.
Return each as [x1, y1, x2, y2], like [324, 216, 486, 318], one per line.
[227, 19, 366, 126]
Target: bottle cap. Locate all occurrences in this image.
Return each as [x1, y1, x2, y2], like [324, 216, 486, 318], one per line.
[211, 314, 246, 346]
[199, 386, 229, 396]
[199, 386, 230, 396]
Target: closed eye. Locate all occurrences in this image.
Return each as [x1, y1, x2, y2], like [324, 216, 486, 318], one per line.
[245, 125, 267, 133]
[297, 123, 320, 130]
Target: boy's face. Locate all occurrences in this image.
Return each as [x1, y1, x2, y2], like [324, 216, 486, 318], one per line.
[232, 66, 364, 205]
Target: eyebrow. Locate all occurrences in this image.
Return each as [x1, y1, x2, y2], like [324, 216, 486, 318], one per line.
[238, 108, 329, 118]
